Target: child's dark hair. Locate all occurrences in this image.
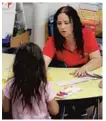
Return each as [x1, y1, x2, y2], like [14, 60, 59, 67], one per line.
[10, 43, 47, 109]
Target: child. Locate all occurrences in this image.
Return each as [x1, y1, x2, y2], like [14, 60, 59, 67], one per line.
[2, 43, 59, 119]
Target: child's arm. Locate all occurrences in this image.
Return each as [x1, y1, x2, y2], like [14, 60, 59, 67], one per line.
[47, 98, 59, 116]
[45, 82, 59, 116]
[2, 91, 10, 112]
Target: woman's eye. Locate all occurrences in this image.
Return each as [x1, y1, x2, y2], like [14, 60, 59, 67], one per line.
[65, 22, 70, 24]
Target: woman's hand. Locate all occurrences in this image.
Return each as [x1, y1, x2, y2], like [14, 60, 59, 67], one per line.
[99, 81, 102, 88]
[74, 66, 87, 77]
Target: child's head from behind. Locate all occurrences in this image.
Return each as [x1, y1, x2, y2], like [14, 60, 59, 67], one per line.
[12, 43, 47, 109]
[13, 43, 46, 79]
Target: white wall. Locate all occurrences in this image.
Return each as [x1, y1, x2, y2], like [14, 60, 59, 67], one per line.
[2, 3, 16, 39]
[33, 3, 49, 49]
[23, 3, 34, 42]
[48, 3, 79, 16]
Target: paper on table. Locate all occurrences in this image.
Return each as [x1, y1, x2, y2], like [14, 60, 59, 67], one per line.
[56, 86, 82, 99]
[57, 77, 95, 86]
[63, 86, 81, 93]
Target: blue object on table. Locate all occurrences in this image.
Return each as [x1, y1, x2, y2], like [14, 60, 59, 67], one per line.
[2, 35, 11, 43]
[2, 35, 11, 47]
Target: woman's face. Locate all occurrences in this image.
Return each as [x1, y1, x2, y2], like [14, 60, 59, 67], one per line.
[57, 13, 73, 38]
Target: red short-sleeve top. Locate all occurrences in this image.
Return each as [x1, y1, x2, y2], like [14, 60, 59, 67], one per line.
[43, 28, 99, 67]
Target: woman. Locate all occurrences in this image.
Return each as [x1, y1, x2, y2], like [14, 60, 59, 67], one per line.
[43, 6, 102, 77]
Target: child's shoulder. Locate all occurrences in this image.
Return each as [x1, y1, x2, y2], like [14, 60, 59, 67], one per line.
[40, 82, 52, 91]
[4, 78, 14, 88]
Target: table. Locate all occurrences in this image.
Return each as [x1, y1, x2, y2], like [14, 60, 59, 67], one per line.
[2, 53, 102, 119]
[47, 67, 102, 119]
[2, 53, 15, 87]
[47, 67, 102, 100]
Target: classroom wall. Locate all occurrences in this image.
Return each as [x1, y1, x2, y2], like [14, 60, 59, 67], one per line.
[48, 3, 80, 16]
[2, 3, 16, 39]
[23, 3, 34, 43]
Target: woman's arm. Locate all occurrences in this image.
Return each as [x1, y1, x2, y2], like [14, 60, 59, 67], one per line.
[2, 91, 10, 112]
[47, 98, 59, 116]
[74, 50, 102, 76]
[43, 55, 52, 68]
[83, 50, 102, 70]
[43, 37, 56, 68]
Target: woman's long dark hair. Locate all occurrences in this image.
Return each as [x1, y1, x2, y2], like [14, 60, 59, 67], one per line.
[10, 43, 47, 109]
[54, 6, 84, 56]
